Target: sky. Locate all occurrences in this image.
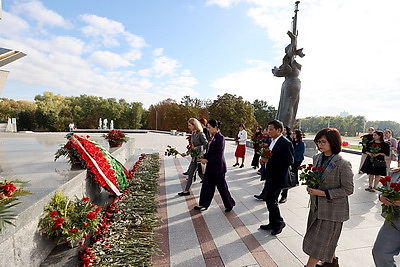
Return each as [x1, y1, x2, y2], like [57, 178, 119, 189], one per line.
[0, 0, 399, 123]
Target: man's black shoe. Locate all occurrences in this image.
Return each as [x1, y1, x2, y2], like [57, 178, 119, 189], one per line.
[259, 224, 274, 230]
[254, 194, 264, 200]
[271, 222, 286, 235]
[279, 197, 287, 203]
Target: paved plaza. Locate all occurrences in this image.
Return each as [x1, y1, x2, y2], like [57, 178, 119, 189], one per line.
[0, 131, 398, 266]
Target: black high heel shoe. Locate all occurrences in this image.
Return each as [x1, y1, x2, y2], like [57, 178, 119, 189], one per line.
[193, 206, 207, 211]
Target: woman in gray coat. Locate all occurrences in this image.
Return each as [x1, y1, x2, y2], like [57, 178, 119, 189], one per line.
[178, 118, 208, 196]
[303, 128, 354, 267]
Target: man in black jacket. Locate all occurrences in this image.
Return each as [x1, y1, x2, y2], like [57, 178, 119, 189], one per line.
[258, 120, 294, 235]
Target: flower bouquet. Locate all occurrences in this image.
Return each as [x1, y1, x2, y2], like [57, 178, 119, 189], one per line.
[298, 164, 324, 207]
[186, 143, 201, 158]
[55, 140, 82, 166]
[0, 179, 31, 231]
[165, 145, 180, 157]
[377, 175, 400, 224]
[370, 143, 381, 163]
[103, 130, 129, 147]
[258, 144, 273, 161]
[38, 191, 102, 247]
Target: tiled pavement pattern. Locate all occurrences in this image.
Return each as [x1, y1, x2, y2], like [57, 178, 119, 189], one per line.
[143, 132, 399, 267]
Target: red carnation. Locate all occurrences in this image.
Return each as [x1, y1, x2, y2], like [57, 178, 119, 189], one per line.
[49, 211, 59, 218]
[86, 211, 97, 220]
[82, 197, 90, 201]
[0, 183, 17, 197]
[54, 217, 65, 227]
[69, 228, 78, 233]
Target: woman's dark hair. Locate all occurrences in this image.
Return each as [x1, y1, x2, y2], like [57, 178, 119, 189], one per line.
[268, 120, 284, 131]
[374, 131, 384, 142]
[314, 128, 342, 154]
[294, 129, 303, 141]
[285, 126, 292, 138]
[239, 123, 246, 130]
[208, 119, 221, 129]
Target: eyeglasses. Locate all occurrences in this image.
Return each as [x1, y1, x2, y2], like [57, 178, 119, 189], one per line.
[316, 140, 328, 145]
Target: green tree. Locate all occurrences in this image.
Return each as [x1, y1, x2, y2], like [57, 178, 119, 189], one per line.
[252, 99, 277, 129]
[208, 93, 256, 138]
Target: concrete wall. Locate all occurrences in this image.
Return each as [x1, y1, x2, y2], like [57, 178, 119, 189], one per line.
[0, 139, 135, 267]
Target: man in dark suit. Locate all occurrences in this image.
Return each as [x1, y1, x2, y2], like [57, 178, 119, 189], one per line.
[258, 120, 294, 235]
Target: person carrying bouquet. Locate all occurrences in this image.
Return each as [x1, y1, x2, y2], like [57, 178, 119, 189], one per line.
[303, 128, 354, 267]
[372, 168, 400, 266]
[178, 118, 207, 196]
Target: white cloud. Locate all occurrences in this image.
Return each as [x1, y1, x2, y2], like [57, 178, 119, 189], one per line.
[151, 56, 180, 77]
[11, 0, 70, 28]
[206, 0, 242, 8]
[80, 14, 125, 47]
[89, 51, 132, 69]
[209, 0, 400, 122]
[210, 60, 282, 105]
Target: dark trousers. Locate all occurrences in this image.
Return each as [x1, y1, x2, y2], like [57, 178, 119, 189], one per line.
[264, 183, 284, 227]
[199, 172, 235, 209]
[251, 151, 260, 168]
[281, 160, 302, 198]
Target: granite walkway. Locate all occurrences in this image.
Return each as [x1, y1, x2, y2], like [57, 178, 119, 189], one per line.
[136, 132, 398, 267]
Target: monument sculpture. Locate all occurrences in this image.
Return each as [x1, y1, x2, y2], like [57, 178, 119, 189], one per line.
[99, 118, 102, 129]
[103, 118, 108, 130]
[272, 1, 305, 129]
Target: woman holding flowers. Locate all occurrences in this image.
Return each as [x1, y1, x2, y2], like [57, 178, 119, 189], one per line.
[195, 119, 235, 212]
[302, 128, 354, 267]
[251, 126, 263, 169]
[372, 169, 400, 266]
[178, 118, 208, 196]
[360, 130, 390, 192]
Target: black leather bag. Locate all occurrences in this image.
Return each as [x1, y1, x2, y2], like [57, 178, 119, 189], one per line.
[283, 170, 297, 189]
[373, 160, 386, 168]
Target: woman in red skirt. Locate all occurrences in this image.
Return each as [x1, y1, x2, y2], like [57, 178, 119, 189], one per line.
[233, 123, 247, 168]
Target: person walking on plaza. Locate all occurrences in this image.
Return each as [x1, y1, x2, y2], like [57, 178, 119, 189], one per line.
[258, 120, 294, 235]
[372, 168, 400, 267]
[303, 128, 354, 267]
[233, 123, 247, 168]
[195, 119, 235, 212]
[359, 127, 374, 173]
[178, 118, 208, 196]
[251, 126, 263, 169]
[279, 129, 305, 204]
[384, 129, 398, 175]
[360, 130, 390, 192]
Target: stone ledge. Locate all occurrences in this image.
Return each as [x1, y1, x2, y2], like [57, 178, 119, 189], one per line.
[0, 138, 135, 267]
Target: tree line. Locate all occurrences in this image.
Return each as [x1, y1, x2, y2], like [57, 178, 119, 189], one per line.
[1, 91, 398, 138]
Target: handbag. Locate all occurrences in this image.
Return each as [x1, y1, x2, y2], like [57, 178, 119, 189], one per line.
[373, 160, 386, 168]
[283, 170, 297, 189]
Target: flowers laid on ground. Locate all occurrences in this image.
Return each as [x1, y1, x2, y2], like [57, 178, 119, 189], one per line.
[0, 179, 31, 231]
[258, 144, 273, 161]
[38, 191, 102, 246]
[369, 143, 381, 162]
[103, 130, 129, 146]
[78, 154, 160, 266]
[377, 175, 400, 224]
[298, 164, 324, 206]
[165, 145, 180, 157]
[341, 141, 350, 147]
